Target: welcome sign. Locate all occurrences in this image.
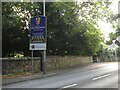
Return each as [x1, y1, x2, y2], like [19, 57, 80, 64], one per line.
[30, 16, 47, 50]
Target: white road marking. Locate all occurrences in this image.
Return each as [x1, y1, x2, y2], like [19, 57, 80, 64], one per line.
[61, 83, 78, 89]
[92, 73, 114, 81]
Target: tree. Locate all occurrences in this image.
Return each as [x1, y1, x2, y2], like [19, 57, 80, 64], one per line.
[116, 47, 120, 57]
[2, 2, 114, 57]
[46, 2, 110, 56]
[2, 2, 43, 56]
[106, 32, 117, 45]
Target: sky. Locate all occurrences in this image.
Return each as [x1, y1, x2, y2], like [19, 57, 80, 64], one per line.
[98, 0, 119, 41]
[76, 0, 119, 41]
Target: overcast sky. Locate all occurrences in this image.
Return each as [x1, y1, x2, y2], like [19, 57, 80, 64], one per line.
[98, 0, 119, 41]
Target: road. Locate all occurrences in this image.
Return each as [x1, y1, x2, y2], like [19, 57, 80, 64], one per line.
[2, 62, 119, 89]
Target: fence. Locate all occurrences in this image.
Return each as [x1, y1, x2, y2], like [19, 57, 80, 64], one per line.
[2, 56, 92, 75]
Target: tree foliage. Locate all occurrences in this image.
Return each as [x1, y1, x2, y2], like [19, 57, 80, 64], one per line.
[106, 32, 117, 45]
[2, 2, 113, 57]
[2, 2, 43, 56]
[116, 47, 120, 57]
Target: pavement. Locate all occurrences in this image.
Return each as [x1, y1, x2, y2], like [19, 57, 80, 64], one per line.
[2, 68, 71, 85]
[2, 62, 119, 89]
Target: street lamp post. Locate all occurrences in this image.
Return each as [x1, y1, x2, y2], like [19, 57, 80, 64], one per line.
[43, 0, 45, 16]
[42, 0, 46, 74]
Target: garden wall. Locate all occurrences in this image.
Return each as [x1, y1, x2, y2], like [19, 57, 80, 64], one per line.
[2, 56, 92, 75]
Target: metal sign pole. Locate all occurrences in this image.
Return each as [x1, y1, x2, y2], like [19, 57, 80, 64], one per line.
[43, 50, 46, 74]
[43, 0, 45, 16]
[43, 0, 46, 74]
[31, 50, 34, 74]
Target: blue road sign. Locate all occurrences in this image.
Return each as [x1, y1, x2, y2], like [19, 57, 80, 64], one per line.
[30, 16, 47, 50]
[30, 16, 46, 43]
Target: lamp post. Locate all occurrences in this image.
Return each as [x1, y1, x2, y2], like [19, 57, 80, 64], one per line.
[43, 0, 46, 74]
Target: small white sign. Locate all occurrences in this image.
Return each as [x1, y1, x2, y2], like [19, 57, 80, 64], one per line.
[117, 36, 120, 42]
[29, 43, 46, 50]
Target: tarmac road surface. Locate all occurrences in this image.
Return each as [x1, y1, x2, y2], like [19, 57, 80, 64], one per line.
[2, 62, 119, 89]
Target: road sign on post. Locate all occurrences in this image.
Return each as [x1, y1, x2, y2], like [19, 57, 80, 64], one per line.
[29, 0, 46, 74]
[29, 16, 47, 74]
[29, 16, 47, 50]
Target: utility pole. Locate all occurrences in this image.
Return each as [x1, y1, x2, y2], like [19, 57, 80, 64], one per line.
[43, 0, 45, 16]
[42, 0, 46, 74]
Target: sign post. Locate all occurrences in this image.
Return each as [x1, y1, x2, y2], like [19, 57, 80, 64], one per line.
[43, 0, 46, 74]
[29, 0, 46, 74]
[30, 15, 47, 74]
[30, 15, 46, 50]
[31, 50, 33, 74]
